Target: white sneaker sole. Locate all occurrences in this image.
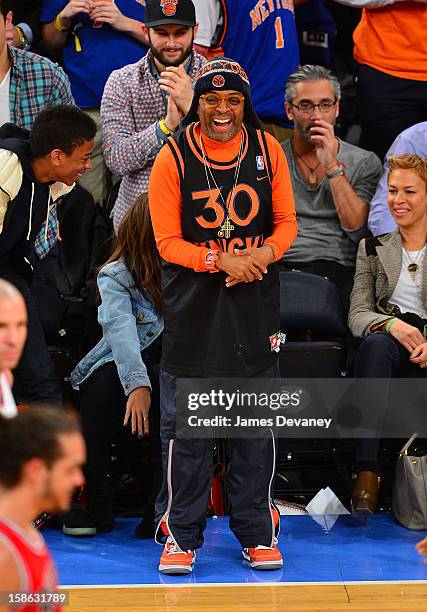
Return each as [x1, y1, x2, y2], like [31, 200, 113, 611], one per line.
[242, 549, 283, 570]
[63, 525, 96, 537]
[159, 562, 194, 575]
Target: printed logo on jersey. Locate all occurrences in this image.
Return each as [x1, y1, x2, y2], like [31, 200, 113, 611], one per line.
[161, 0, 177, 16]
[256, 155, 265, 171]
[269, 331, 286, 353]
[212, 75, 225, 88]
[193, 184, 260, 232]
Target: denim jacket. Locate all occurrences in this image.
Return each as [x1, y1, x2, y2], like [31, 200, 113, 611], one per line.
[71, 260, 163, 394]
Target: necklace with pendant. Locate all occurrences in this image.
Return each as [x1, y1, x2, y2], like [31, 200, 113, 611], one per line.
[199, 131, 244, 239]
[403, 246, 425, 281]
[295, 153, 321, 188]
[291, 139, 321, 188]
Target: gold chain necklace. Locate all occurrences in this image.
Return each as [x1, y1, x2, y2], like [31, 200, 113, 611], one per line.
[199, 132, 244, 239]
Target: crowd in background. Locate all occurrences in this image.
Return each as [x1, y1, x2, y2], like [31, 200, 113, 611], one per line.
[0, 0, 426, 551]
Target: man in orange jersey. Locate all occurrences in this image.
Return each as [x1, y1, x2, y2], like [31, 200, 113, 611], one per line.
[0, 408, 85, 611]
[149, 57, 297, 574]
[333, 0, 427, 160]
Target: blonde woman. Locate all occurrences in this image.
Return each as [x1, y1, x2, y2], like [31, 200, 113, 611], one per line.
[348, 154, 427, 517]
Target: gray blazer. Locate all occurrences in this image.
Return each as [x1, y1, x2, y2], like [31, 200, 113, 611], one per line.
[348, 231, 427, 338]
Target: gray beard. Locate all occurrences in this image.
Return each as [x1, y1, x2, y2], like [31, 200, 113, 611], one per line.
[296, 122, 315, 143]
[295, 118, 337, 143]
[205, 123, 240, 142]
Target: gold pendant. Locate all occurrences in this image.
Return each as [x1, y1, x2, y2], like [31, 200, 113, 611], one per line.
[218, 216, 234, 238]
[308, 170, 318, 188]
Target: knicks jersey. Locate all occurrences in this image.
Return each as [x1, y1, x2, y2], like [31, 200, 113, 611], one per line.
[161, 123, 280, 377]
[0, 516, 60, 612]
[212, 0, 299, 124]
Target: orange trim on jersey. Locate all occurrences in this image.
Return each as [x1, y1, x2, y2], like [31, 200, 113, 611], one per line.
[167, 137, 185, 180]
[210, 0, 227, 54]
[256, 130, 272, 183]
[187, 123, 249, 170]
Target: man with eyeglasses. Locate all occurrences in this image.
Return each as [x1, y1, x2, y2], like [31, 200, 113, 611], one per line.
[149, 57, 297, 574]
[280, 64, 382, 312]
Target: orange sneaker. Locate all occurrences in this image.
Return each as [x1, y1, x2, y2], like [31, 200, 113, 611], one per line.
[159, 536, 196, 575]
[271, 503, 281, 539]
[242, 544, 283, 570]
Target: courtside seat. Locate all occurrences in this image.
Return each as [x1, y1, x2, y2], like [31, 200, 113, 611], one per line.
[279, 271, 348, 378]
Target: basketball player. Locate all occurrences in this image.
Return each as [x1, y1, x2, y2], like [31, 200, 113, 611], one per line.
[0, 408, 85, 610]
[0, 279, 27, 418]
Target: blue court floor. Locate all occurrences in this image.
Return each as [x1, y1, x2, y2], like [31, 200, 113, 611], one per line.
[44, 514, 427, 586]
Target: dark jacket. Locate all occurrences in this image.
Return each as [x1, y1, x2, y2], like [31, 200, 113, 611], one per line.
[0, 123, 73, 277]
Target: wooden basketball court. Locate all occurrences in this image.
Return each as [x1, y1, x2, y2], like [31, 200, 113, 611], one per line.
[67, 582, 427, 611]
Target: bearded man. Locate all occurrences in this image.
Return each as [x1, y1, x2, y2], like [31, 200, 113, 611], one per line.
[149, 57, 297, 574]
[101, 0, 205, 230]
[280, 64, 382, 312]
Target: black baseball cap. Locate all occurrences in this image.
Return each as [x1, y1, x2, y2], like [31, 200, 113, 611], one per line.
[144, 0, 196, 28]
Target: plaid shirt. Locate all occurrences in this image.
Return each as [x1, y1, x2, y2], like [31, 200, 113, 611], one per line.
[9, 46, 74, 130]
[33, 202, 59, 260]
[101, 50, 206, 231]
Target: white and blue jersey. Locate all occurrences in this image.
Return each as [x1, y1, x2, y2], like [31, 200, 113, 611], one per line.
[212, 0, 299, 125]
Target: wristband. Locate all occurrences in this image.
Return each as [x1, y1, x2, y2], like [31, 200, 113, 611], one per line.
[54, 14, 69, 32]
[205, 249, 219, 273]
[385, 317, 397, 334]
[158, 119, 174, 136]
[264, 243, 276, 263]
[326, 163, 345, 179]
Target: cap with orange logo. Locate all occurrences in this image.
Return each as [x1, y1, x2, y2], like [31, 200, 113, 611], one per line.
[144, 0, 196, 28]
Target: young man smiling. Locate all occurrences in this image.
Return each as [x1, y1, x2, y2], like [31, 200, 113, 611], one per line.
[149, 58, 297, 574]
[101, 0, 205, 231]
[0, 105, 96, 406]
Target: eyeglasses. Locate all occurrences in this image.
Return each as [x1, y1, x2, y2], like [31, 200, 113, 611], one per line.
[289, 100, 337, 114]
[200, 93, 245, 109]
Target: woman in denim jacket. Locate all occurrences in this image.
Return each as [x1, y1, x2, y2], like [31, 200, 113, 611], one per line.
[67, 194, 163, 537]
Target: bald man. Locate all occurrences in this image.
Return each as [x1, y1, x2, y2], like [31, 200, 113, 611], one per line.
[0, 279, 27, 417]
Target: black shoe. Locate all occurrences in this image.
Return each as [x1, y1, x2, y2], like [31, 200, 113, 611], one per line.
[134, 503, 155, 539]
[62, 504, 96, 537]
[86, 472, 114, 533]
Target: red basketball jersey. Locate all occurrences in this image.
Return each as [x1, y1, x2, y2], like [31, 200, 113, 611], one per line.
[0, 516, 61, 611]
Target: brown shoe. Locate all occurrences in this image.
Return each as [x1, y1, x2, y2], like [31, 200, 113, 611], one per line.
[351, 470, 380, 518]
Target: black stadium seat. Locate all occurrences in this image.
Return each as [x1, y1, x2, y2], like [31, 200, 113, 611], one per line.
[279, 271, 348, 378]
